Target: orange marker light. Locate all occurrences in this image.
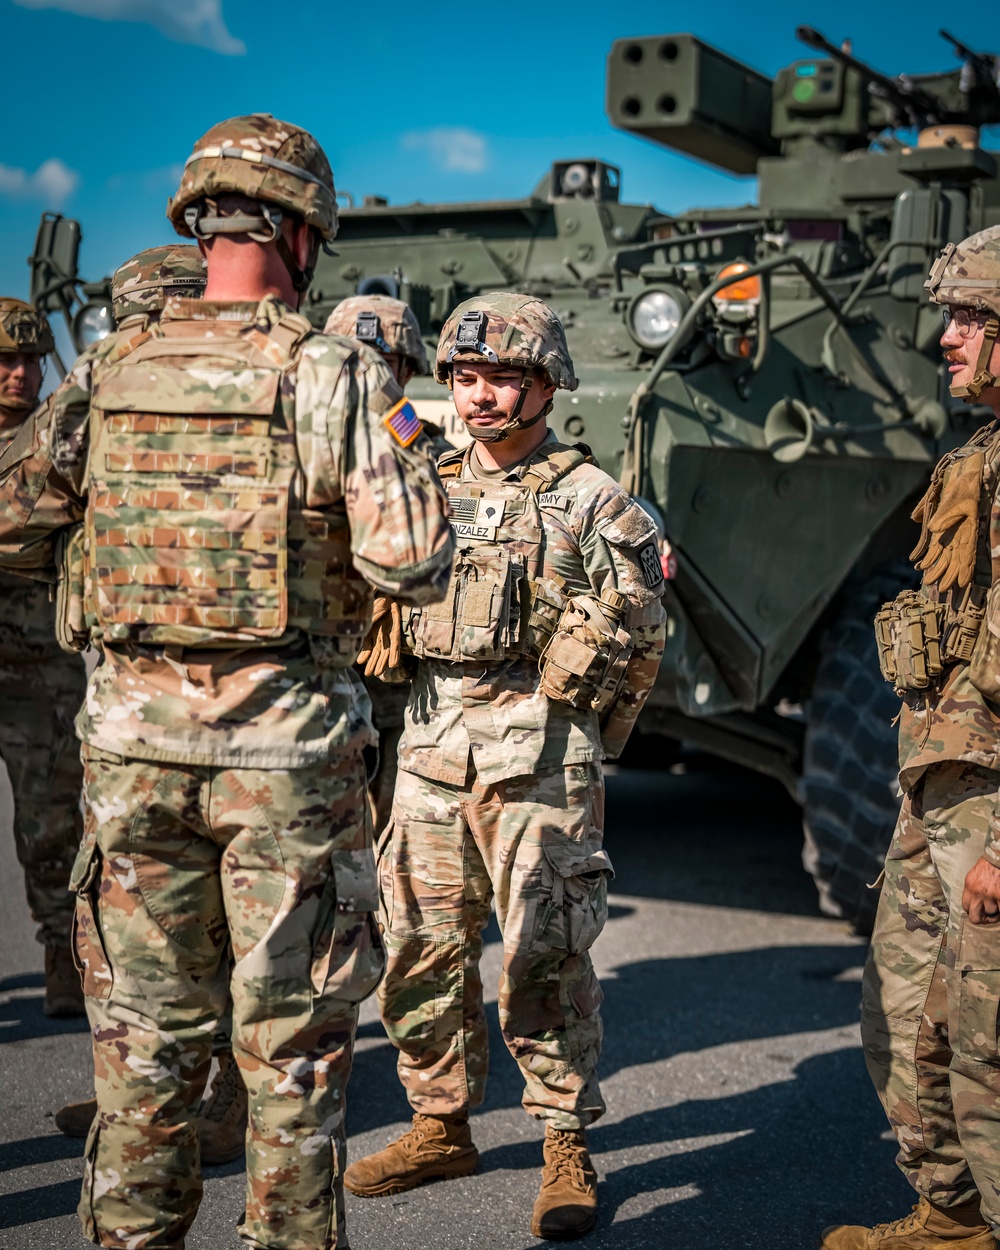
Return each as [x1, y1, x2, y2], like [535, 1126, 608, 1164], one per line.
[715, 263, 761, 305]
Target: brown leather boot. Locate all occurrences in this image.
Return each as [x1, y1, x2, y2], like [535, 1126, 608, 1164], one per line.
[198, 1051, 248, 1166]
[530, 1125, 599, 1241]
[43, 943, 86, 1018]
[54, 1097, 96, 1138]
[344, 1113, 478, 1197]
[821, 1197, 994, 1250]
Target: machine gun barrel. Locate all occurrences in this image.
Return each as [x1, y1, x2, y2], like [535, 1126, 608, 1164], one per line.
[939, 28, 1000, 91]
[796, 25, 942, 124]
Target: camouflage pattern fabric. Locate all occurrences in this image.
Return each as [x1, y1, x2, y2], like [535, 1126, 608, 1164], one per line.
[324, 295, 429, 376]
[862, 761, 1000, 1225]
[75, 745, 381, 1249]
[0, 297, 54, 355]
[0, 568, 85, 944]
[111, 244, 205, 324]
[378, 763, 609, 1130]
[434, 292, 579, 391]
[0, 296, 454, 769]
[926, 225, 1000, 317]
[895, 423, 1000, 811]
[0, 290, 452, 1249]
[168, 113, 338, 242]
[398, 433, 667, 785]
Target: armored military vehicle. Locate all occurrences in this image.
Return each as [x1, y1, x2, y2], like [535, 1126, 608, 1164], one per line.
[32, 28, 1000, 931]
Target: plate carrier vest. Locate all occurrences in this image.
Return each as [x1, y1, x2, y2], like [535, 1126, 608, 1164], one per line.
[83, 306, 371, 658]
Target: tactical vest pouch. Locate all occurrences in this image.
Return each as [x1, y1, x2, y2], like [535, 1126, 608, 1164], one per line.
[410, 548, 524, 662]
[874, 590, 944, 692]
[521, 576, 569, 659]
[54, 525, 90, 654]
[538, 593, 634, 713]
[968, 583, 1000, 702]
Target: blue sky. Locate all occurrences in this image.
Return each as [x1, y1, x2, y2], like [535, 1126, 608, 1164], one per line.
[0, 0, 979, 301]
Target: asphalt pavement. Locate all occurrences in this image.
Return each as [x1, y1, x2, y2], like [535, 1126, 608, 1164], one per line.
[0, 755, 912, 1249]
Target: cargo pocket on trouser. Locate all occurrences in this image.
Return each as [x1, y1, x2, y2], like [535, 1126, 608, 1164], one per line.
[69, 828, 113, 1000]
[540, 843, 615, 957]
[954, 916, 1000, 1070]
[310, 846, 386, 1007]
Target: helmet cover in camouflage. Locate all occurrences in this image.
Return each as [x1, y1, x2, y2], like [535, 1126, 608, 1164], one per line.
[168, 113, 338, 242]
[925, 225, 1000, 316]
[0, 298, 54, 356]
[926, 226, 1000, 399]
[111, 245, 206, 323]
[324, 295, 428, 374]
[434, 292, 578, 391]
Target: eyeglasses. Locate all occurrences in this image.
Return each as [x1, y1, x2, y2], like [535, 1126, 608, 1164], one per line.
[942, 307, 990, 338]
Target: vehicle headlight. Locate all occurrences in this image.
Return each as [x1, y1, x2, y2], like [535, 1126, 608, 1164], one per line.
[627, 288, 687, 351]
[73, 302, 113, 350]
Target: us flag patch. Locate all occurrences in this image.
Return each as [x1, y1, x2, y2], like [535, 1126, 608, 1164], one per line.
[384, 398, 421, 447]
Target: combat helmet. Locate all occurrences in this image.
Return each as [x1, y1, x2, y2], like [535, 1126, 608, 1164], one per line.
[324, 295, 429, 376]
[112, 245, 206, 324]
[0, 298, 54, 356]
[435, 292, 578, 442]
[167, 113, 337, 291]
[926, 225, 1000, 400]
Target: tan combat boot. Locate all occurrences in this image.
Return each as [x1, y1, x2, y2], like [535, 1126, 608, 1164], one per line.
[53, 1097, 96, 1138]
[43, 943, 85, 1018]
[530, 1125, 599, 1240]
[821, 1197, 994, 1250]
[198, 1050, 248, 1166]
[343, 1113, 478, 1197]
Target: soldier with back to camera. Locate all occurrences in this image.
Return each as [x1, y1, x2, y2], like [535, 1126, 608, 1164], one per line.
[0, 113, 453, 1250]
[50, 244, 254, 1168]
[346, 291, 667, 1240]
[824, 226, 1000, 1250]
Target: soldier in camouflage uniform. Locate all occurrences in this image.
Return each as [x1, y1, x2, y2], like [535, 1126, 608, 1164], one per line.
[344, 293, 667, 1240]
[0, 114, 454, 1250]
[822, 228, 1000, 1250]
[324, 294, 439, 835]
[0, 297, 88, 1018]
[53, 244, 252, 1166]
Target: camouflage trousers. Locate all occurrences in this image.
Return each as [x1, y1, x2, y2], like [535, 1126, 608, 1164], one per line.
[862, 761, 1000, 1228]
[73, 745, 384, 1250]
[0, 635, 86, 945]
[377, 762, 611, 1131]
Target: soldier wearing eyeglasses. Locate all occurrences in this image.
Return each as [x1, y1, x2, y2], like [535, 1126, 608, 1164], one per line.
[823, 226, 1000, 1250]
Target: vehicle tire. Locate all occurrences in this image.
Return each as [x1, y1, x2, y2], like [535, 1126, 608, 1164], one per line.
[800, 560, 916, 936]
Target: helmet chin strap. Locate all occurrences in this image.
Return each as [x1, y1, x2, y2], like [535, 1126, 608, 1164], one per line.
[952, 314, 1000, 401]
[463, 371, 552, 444]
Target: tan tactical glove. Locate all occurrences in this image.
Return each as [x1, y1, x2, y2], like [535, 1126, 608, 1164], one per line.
[912, 450, 984, 592]
[357, 595, 404, 678]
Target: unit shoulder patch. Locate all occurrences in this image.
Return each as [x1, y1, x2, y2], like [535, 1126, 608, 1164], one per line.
[638, 539, 664, 590]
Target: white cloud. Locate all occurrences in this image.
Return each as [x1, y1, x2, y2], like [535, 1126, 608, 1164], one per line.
[0, 158, 79, 208]
[401, 127, 489, 174]
[13, 0, 245, 55]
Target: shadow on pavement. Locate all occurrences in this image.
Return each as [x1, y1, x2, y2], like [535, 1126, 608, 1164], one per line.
[604, 762, 819, 917]
[0, 986, 89, 1044]
[0, 1177, 82, 1229]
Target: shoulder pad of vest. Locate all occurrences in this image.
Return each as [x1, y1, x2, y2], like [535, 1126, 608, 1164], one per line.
[520, 440, 598, 493]
[437, 447, 466, 478]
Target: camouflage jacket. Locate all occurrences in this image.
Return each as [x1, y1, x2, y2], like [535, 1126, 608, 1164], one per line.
[898, 421, 1000, 798]
[0, 424, 64, 656]
[399, 433, 667, 786]
[0, 296, 453, 769]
